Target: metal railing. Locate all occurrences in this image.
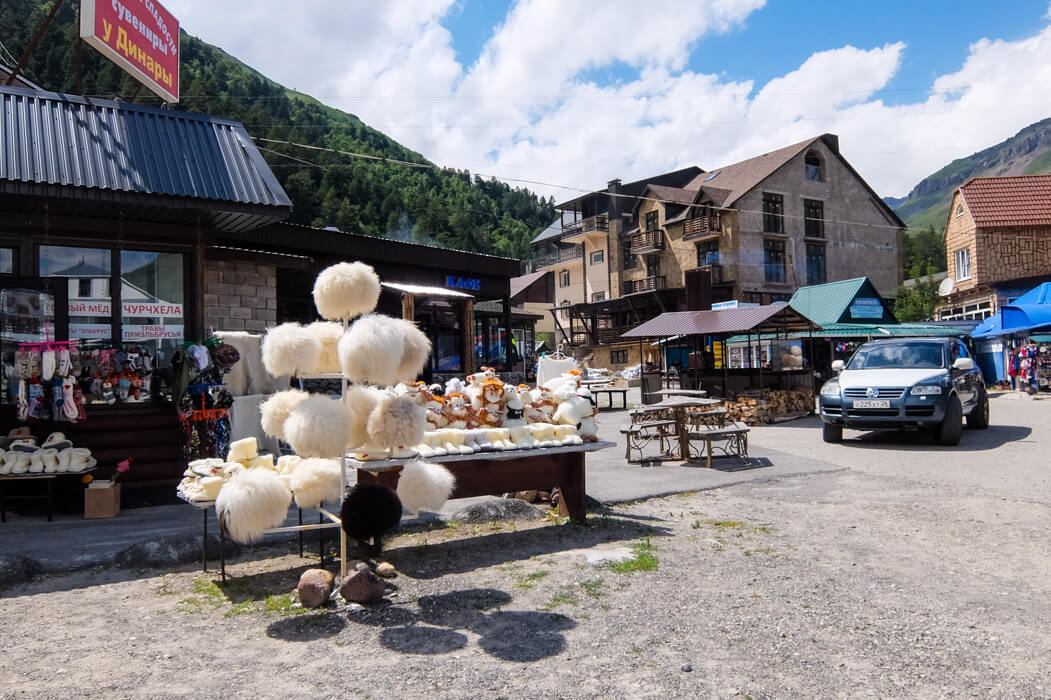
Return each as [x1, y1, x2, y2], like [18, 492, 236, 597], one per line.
[562, 214, 609, 238]
[533, 247, 583, 269]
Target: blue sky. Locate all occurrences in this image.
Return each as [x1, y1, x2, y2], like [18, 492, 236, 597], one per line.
[169, 0, 1051, 199]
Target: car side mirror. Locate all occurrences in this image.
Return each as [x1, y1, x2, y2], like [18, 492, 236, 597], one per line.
[952, 357, 974, 371]
[831, 360, 845, 373]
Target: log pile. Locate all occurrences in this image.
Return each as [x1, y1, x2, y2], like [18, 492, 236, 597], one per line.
[724, 388, 816, 425]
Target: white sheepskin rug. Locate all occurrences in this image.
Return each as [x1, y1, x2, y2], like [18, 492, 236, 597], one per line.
[345, 385, 380, 449]
[367, 394, 426, 450]
[261, 323, 321, 378]
[313, 262, 381, 321]
[307, 321, 344, 374]
[260, 389, 310, 441]
[339, 314, 431, 385]
[289, 458, 342, 510]
[283, 395, 351, 458]
[397, 460, 456, 516]
[215, 467, 292, 545]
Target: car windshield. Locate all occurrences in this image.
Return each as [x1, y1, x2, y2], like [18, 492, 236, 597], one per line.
[846, 343, 945, 370]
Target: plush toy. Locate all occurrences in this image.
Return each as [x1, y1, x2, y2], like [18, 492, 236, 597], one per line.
[396, 460, 456, 516]
[261, 323, 322, 378]
[530, 386, 559, 423]
[312, 261, 381, 322]
[424, 393, 449, 430]
[503, 386, 538, 449]
[553, 424, 584, 446]
[340, 484, 403, 556]
[479, 379, 506, 426]
[463, 373, 486, 410]
[554, 388, 600, 442]
[215, 467, 292, 545]
[443, 393, 471, 430]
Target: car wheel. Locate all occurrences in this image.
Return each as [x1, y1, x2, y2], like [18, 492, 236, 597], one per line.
[966, 389, 990, 429]
[822, 422, 843, 443]
[936, 394, 963, 446]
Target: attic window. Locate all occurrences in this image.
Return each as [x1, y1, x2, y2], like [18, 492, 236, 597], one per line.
[956, 204, 964, 218]
[805, 151, 823, 182]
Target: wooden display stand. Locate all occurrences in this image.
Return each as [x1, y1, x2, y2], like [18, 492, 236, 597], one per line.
[84, 484, 121, 519]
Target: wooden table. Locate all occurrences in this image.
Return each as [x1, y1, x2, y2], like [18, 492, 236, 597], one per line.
[0, 469, 96, 522]
[647, 388, 708, 399]
[592, 387, 628, 409]
[349, 442, 614, 524]
[649, 397, 723, 464]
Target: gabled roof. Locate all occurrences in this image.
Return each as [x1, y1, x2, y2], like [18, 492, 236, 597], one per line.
[692, 137, 823, 208]
[530, 218, 564, 245]
[789, 277, 897, 327]
[510, 270, 554, 304]
[958, 175, 1051, 227]
[555, 166, 703, 211]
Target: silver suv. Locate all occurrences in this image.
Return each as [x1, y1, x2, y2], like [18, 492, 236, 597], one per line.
[818, 338, 989, 445]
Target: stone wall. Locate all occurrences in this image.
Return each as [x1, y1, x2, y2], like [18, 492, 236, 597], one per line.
[976, 227, 1051, 283]
[944, 191, 977, 291]
[202, 259, 277, 333]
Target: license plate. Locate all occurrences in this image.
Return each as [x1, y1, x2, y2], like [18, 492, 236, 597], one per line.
[853, 399, 890, 408]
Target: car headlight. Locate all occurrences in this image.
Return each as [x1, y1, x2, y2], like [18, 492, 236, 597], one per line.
[910, 385, 943, 395]
[820, 381, 840, 397]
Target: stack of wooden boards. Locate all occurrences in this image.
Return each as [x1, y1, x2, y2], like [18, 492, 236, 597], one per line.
[723, 388, 816, 425]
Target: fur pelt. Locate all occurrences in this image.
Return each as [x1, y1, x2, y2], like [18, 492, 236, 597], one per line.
[260, 389, 310, 441]
[345, 385, 380, 449]
[338, 314, 432, 385]
[307, 321, 345, 374]
[215, 331, 287, 395]
[396, 460, 456, 516]
[261, 323, 321, 378]
[289, 458, 342, 510]
[312, 262, 381, 321]
[367, 395, 427, 450]
[340, 484, 403, 544]
[283, 395, 351, 458]
[215, 467, 292, 545]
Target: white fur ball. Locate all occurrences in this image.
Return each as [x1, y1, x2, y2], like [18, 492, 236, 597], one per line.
[338, 314, 405, 385]
[284, 395, 351, 458]
[215, 468, 292, 545]
[313, 262, 381, 321]
[345, 385, 380, 448]
[260, 389, 309, 441]
[397, 461, 456, 516]
[307, 321, 345, 374]
[289, 458, 342, 510]
[392, 317, 432, 383]
[261, 323, 321, 378]
[367, 395, 427, 450]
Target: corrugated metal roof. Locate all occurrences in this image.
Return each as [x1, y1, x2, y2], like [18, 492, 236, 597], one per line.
[621, 303, 812, 338]
[0, 85, 290, 223]
[789, 277, 897, 326]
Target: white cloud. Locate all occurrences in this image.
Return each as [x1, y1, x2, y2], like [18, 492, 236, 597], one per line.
[164, 0, 1051, 202]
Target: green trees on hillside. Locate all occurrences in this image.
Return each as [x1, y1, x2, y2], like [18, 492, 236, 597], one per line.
[1, 0, 554, 260]
[902, 226, 947, 280]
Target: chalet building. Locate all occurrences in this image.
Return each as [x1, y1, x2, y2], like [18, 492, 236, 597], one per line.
[937, 175, 1051, 321]
[530, 134, 905, 367]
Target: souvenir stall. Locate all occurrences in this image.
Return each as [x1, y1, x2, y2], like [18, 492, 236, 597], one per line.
[176, 261, 611, 590]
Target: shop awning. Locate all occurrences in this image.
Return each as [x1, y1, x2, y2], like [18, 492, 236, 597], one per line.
[725, 323, 963, 343]
[510, 270, 554, 305]
[621, 303, 813, 339]
[973, 305, 1051, 338]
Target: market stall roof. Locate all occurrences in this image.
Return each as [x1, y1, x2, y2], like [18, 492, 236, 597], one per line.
[1010, 282, 1051, 305]
[621, 303, 813, 339]
[724, 323, 963, 343]
[510, 270, 554, 304]
[0, 85, 291, 232]
[972, 303, 1051, 339]
[788, 277, 896, 326]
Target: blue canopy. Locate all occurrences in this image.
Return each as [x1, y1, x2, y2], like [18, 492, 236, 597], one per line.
[1010, 282, 1051, 306]
[973, 303, 1051, 338]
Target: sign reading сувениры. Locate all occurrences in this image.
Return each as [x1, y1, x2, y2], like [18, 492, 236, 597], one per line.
[80, 0, 180, 103]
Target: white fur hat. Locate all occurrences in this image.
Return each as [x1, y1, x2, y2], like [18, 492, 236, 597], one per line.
[339, 314, 431, 385]
[261, 323, 321, 378]
[307, 321, 344, 374]
[215, 467, 292, 545]
[367, 395, 427, 451]
[283, 395, 351, 458]
[260, 389, 310, 441]
[312, 262, 381, 321]
[289, 458, 342, 510]
[345, 385, 380, 449]
[393, 317, 432, 383]
[397, 460, 456, 516]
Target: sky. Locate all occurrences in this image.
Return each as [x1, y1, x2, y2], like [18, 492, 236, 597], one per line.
[164, 0, 1051, 201]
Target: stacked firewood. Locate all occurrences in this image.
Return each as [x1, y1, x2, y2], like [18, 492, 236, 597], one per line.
[724, 388, 816, 424]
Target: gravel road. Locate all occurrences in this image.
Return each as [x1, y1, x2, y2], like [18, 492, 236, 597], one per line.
[3, 459, 1050, 698]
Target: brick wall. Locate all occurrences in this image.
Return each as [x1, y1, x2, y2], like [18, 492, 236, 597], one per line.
[202, 259, 277, 332]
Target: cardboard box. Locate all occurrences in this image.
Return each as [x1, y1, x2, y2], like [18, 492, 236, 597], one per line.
[84, 484, 121, 519]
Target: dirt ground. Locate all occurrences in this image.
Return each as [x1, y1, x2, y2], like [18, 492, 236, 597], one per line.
[3, 465, 1051, 699]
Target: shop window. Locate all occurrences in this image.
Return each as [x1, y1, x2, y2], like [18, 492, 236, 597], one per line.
[610, 349, 628, 364]
[40, 245, 113, 343]
[954, 248, 971, 281]
[646, 254, 661, 278]
[645, 210, 659, 232]
[806, 243, 826, 285]
[487, 316, 506, 367]
[591, 292, 605, 302]
[764, 239, 786, 283]
[560, 269, 571, 287]
[621, 239, 637, 270]
[762, 192, 784, 233]
[804, 199, 824, 238]
[696, 240, 719, 267]
[0, 247, 13, 274]
[804, 151, 824, 182]
[590, 250, 604, 265]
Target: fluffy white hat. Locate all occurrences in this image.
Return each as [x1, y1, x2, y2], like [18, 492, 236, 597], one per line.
[397, 460, 455, 516]
[312, 262, 381, 321]
[215, 467, 292, 545]
[261, 323, 321, 378]
[345, 385, 380, 449]
[260, 389, 310, 441]
[339, 314, 431, 385]
[283, 395, 351, 458]
[289, 458, 342, 510]
[367, 395, 427, 450]
[307, 321, 344, 374]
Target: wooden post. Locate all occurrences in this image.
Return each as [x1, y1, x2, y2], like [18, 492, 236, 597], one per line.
[402, 292, 415, 322]
[462, 298, 474, 375]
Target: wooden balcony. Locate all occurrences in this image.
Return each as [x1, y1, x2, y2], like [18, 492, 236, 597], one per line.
[561, 215, 609, 241]
[623, 276, 666, 294]
[699, 263, 723, 285]
[682, 215, 721, 240]
[599, 323, 639, 344]
[629, 230, 665, 254]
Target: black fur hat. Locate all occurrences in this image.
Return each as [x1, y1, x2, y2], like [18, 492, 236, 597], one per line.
[341, 484, 403, 553]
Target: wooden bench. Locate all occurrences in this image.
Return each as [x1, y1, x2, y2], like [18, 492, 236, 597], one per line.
[620, 420, 678, 463]
[592, 387, 629, 410]
[684, 406, 728, 428]
[686, 421, 750, 468]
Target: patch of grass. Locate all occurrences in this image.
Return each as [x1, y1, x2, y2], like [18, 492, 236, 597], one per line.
[542, 587, 579, 611]
[579, 579, 604, 599]
[264, 594, 308, 616]
[751, 525, 775, 535]
[192, 579, 223, 598]
[744, 547, 775, 557]
[224, 600, 258, 618]
[609, 539, 658, 574]
[515, 570, 550, 590]
[707, 520, 744, 531]
[176, 597, 207, 613]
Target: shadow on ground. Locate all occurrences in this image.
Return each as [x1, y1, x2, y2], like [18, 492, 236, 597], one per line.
[844, 424, 1032, 452]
